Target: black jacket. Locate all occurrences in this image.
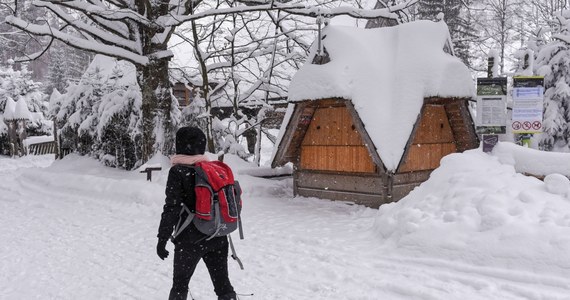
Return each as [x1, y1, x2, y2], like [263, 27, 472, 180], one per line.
[157, 164, 197, 240]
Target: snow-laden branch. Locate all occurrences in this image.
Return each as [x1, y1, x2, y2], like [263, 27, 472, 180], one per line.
[32, 1, 139, 52]
[99, 0, 129, 9]
[236, 55, 295, 102]
[159, 4, 303, 27]
[4, 0, 417, 69]
[14, 36, 54, 62]
[5, 16, 149, 65]
[284, 0, 418, 18]
[89, 14, 130, 39]
[552, 33, 570, 45]
[158, 0, 416, 27]
[36, 0, 156, 29]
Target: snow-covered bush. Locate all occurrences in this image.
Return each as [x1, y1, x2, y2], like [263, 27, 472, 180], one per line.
[211, 116, 249, 160]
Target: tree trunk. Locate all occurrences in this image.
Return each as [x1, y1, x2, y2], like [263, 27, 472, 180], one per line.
[137, 57, 175, 162]
[191, 20, 215, 154]
[243, 126, 257, 154]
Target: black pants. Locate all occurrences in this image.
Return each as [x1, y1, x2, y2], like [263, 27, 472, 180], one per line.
[169, 228, 235, 300]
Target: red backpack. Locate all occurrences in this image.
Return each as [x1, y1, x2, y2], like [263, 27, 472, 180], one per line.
[192, 161, 243, 238]
[172, 161, 244, 268]
[172, 160, 244, 268]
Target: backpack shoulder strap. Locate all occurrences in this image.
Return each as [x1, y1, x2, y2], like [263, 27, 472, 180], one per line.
[171, 204, 194, 241]
[170, 164, 201, 240]
[228, 234, 244, 270]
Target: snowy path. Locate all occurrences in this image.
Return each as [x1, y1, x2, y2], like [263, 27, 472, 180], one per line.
[1, 156, 570, 300]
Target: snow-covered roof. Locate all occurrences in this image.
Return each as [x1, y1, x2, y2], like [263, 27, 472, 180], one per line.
[3, 97, 17, 120]
[4, 96, 32, 121]
[287, 20, 474, 171]
[14, 96, 32, 120]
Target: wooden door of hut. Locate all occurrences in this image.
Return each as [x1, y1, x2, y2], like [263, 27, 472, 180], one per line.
[399, 104, 457, 172]
[300, 105, 376, 173]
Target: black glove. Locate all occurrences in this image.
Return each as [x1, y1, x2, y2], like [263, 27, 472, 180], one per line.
[156, 238, 169, 260]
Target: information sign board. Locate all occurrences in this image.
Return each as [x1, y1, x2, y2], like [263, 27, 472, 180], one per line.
[512, 77, 544, 134]
[476, 78, 507, 134]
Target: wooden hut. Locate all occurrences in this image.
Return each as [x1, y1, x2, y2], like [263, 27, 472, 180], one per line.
[271, 20, 479, 208]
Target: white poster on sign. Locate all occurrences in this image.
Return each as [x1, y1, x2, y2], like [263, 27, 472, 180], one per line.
[476, 95, 507, 127]
[512, 86, 544, 133]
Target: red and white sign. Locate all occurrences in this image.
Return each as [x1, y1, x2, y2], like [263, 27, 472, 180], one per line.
[512, 121, 521, 130]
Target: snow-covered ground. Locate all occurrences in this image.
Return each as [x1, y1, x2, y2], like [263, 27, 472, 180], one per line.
[1, 146, 570, 299]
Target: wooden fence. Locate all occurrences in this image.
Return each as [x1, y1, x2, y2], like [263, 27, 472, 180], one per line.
[28, 141, 56, 155]
[27, 141, 73, 158]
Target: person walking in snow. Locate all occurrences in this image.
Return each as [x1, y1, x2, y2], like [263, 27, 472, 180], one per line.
[156, 126, 237, 300]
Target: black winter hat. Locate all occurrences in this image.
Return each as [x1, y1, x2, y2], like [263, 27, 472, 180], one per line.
[175, 126, 206, 155]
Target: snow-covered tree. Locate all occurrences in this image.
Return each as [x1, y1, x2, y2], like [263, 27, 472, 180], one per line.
[468, 0, 526, 75]
[525, 0, 569, 31]
[5, 0, 416, 163]
[173, 7, 306, 161]
[0, 0, 52, 81]
[57, 65, 105, 155]
[95, 84, 143, 169]
[535, 10, 570, 152]
[45, 44, 69, 95]
[413, 0, 476, 68]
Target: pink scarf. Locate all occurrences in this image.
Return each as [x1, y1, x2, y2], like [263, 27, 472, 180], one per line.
[170, 154, 210, 166]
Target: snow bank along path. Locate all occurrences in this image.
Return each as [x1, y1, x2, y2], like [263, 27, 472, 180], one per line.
[1, 154, 570, 299]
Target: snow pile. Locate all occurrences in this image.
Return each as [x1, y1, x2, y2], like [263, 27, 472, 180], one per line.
[493, 141, 570, 177]
[288, 20, 474, 170]
[375, 149, 570, 275]
[0, 154, 54, 173]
